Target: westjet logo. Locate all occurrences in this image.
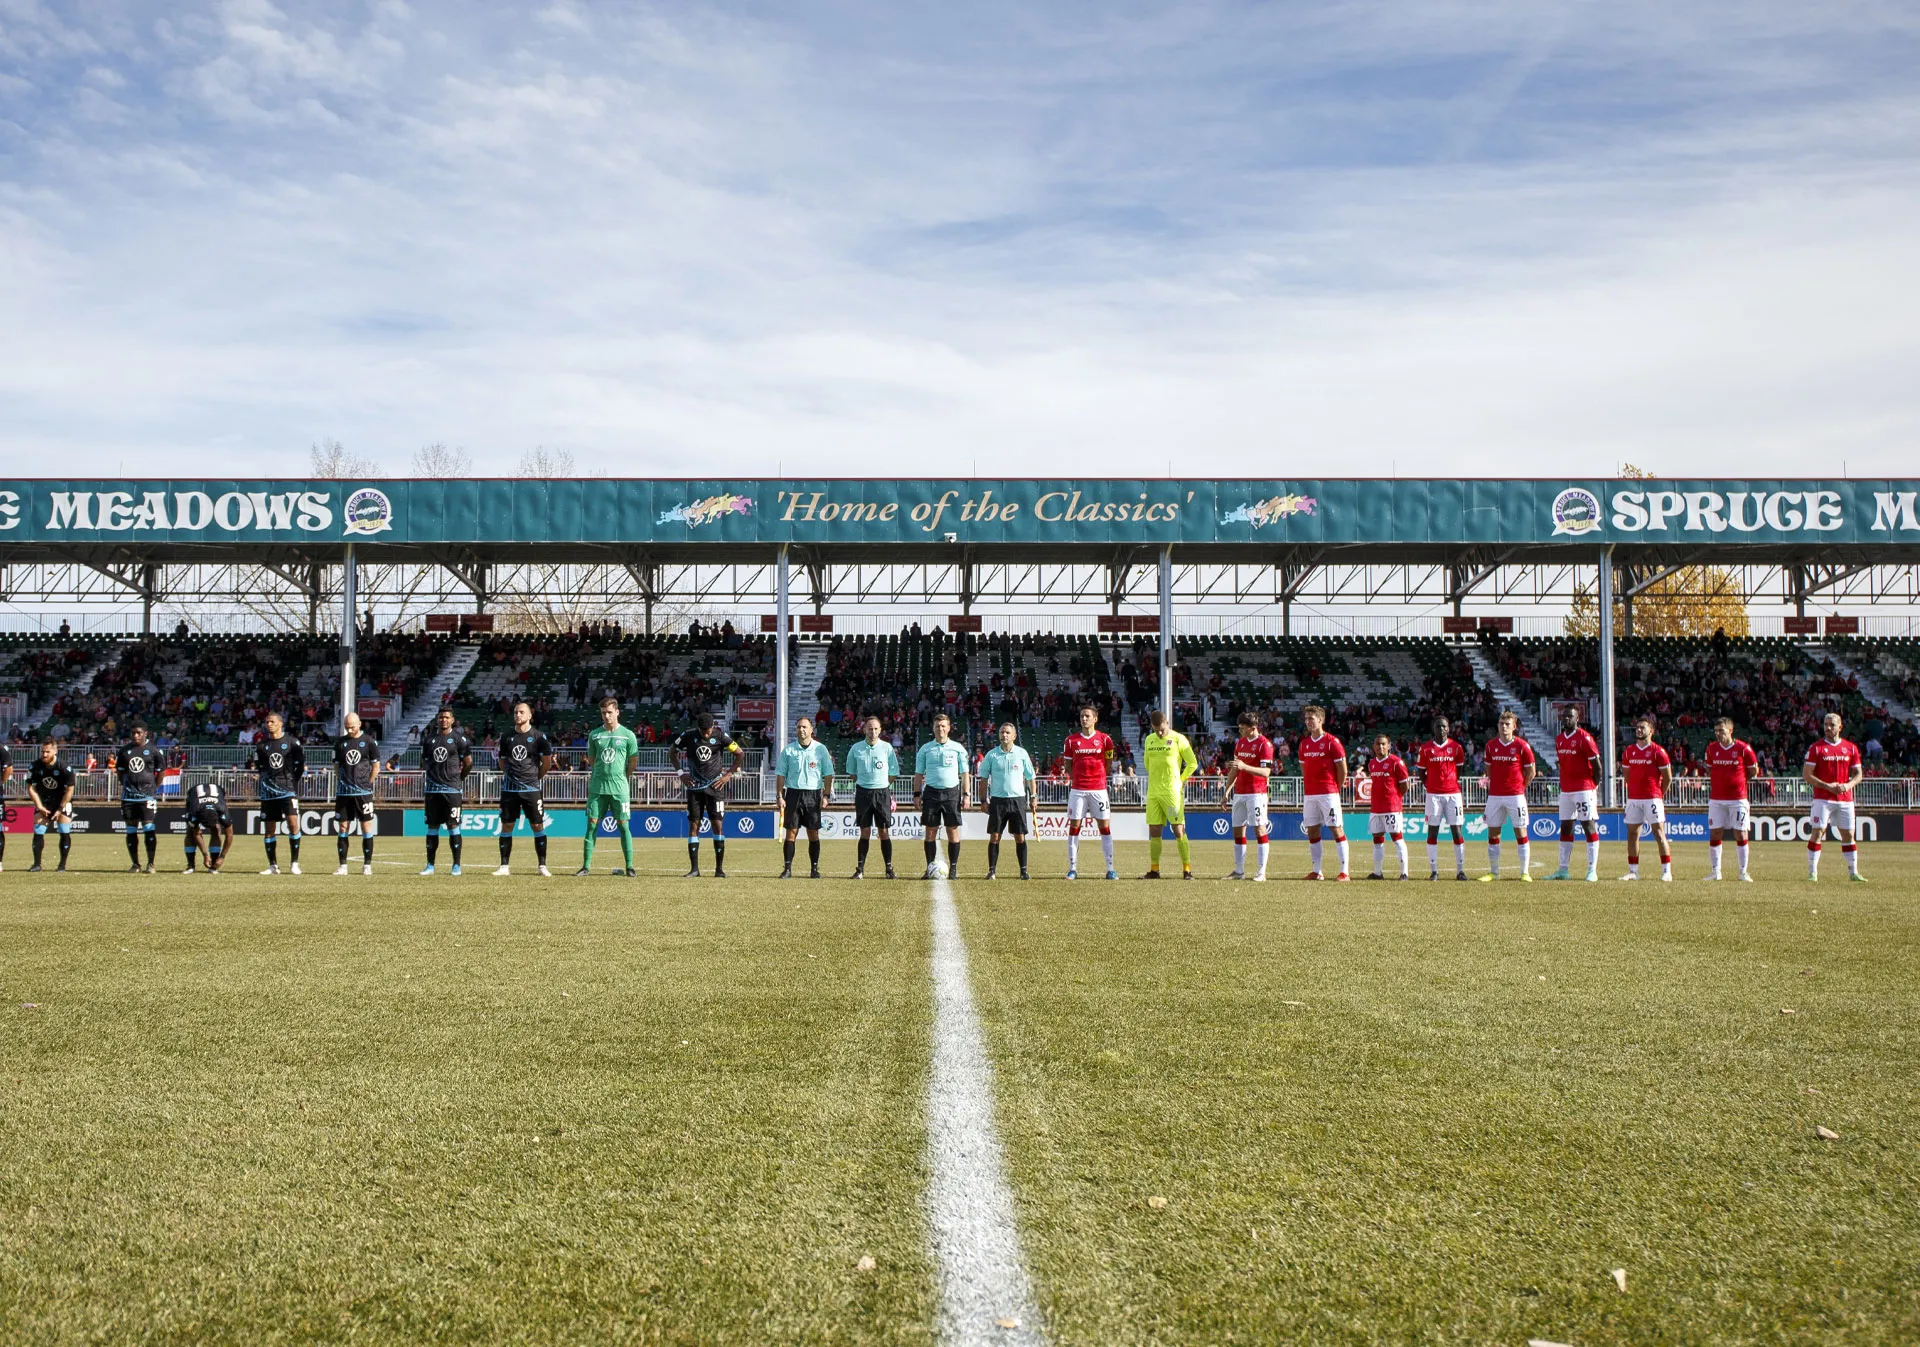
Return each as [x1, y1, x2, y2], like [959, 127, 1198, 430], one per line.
[5, 489, 336, 533]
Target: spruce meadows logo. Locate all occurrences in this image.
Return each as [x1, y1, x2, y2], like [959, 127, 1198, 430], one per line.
[343, 488, 394, 536]
[1551, 487, 1603, 536]
[658, 494, 753, 527]
[1220, 494, 1317, 528]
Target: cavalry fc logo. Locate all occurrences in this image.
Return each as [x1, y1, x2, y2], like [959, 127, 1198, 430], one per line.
[343, 488, 395, 536]
[1221, 494, 1317, 529]
[1551, 487, 1603, 536]
[659, 494, 752, 528]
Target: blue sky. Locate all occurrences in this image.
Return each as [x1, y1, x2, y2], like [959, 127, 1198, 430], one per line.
[2, 0, 1917, 478]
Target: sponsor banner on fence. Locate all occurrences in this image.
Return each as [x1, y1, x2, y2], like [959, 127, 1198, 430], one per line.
[405, 808, 776, 839]
[1, 805, 408, 836]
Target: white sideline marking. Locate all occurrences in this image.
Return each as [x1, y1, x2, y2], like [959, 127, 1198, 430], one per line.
[926, 877, 1046, 1346]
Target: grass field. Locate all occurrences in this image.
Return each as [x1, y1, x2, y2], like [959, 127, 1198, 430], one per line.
[4, 834, 1917, 1344]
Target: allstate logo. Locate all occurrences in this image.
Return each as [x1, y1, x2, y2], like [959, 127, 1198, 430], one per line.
[1531, 817, 1559, 839]
[343, 487, 394, 536]
[1551, 487, 1602, 536]
[643, 815, 662, 834]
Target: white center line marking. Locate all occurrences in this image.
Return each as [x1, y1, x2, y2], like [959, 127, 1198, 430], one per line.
[926, 876, 1046, 1346]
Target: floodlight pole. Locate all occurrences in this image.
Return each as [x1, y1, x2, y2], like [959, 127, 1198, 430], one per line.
[339, 543, 357, 734]
[775, 543, 790, 760]
[1598, 546, 1616, 807]
[1159, 544, 1175, 724]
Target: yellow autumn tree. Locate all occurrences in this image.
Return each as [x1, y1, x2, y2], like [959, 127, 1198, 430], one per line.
[1565, 466, 1751, 638]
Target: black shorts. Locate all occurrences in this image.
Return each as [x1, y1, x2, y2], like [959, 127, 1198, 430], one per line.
[854, 786, 894, 829]
[335, 794, 376, 827]
[986, 797, 1029, 837]
[260, 795, 299, 824]
[921, 786, 963, 830]
[782, 789, 823, 832]
[687, 788, 725, 830]
[120, 797, 159, 829]
[188, 807, 229, 834]
[500, 789, 546, 831]
[423, 793, 463, 828]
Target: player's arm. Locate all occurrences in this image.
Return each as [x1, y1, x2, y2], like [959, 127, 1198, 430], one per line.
[1024, 751, 1038, 810]
[1178, 734, 1198, 783]
[369, 751, 381, 785]
[1523, 747, 1537, 788]
[960, 765, 973, 808]
[1333, 748, 1349, 789]
[28, 780, 47, 815]
[58, 773, 75, 816]
[1658, 760, 1673, 793]
[1848, 750, 1864, 792]
[1800, 753, 1822, 791]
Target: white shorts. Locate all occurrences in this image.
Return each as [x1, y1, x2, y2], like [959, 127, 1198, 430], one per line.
[1424, 792, 1465, 826]
[1368, 811, 1405, 837]
[1707, 799, 1751, 833]
[1624, 798, 1666, 829]
[1302, 792, 1343, 831]
[1557, 788, 1599, 823]
[1067, 788, 1111, 821]
[1809, 798, 1856, 833]
[1484, 794, 1529, 833]
[1230, 793, 1270, 832]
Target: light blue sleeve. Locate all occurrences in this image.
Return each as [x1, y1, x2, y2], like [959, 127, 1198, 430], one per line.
[1021, 748, 1036, 782]
[817, 743, 835, 776]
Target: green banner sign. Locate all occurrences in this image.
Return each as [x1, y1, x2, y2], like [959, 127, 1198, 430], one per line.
[3, 479, 1918, 546]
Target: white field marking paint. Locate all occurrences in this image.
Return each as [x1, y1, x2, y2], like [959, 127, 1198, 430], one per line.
[926, 876, 1046, 1346]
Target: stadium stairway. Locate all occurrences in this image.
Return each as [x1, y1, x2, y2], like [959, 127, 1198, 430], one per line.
[791, 641, 829, 723]
[1805, 642, 1918, 725]
[394, 644, 481, 743]
[1460, 644, 1555, 747]
[1102, 643, 1147, 761]
[23, 642, 127, 733]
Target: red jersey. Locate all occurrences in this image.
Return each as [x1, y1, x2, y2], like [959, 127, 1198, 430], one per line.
[1416, 738, 1464, 794]
[1063, 730, 1116, 792]
[1804, 737, 1862, 801]
[1622, 740, 1671, 800]
[1367, 753, 1410, 813]
[1703, 738, 1759, 801]
[1297, 732, 1347, 795]
[1231, 734, 1275, 797]
[1554, 728, 1601, 792]
[1484, 736, 1536, 797]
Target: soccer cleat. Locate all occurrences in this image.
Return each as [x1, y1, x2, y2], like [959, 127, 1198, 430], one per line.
[537, 866, 551, 877]
[55, 862, 66, 872]
[850, 868, 864, 880]
[1334, 872, 1350, 882]
[1805, 875, 1819, 883]
[1304, 871, 1322, 881]
[1737, 873, 1753, 883]
[809, 868, 820, 880]
[1143, 870, 1161, 880]
[625, 868, 637, 877]
[1183, 870, 1195, 880]
[1545, 868, 1571, 881]
[1585, 871, 1599, 882]
[449, 865, 461, 876]
[714, 867, 728, 879]
[28, 864, 42, 872]
[182, 865, 196, 874]
[364, 863, 376, 876]
[574, 866, 591, 877]
[290, 862, 302, 875]
[263, 865, 281, 875]
[1849, 872, 1869, 883]
[1703, 875, 1720, 882]
[334, 864, 349, 876]
[684, 867, 701, 878]
[418, 865, 435, 876]
[923, 864, 939, 880]
[494, 865, 512, 876]
[1366, 873, 1384, 881]
[779, 868, 793, 879]
[985, 868, 997, 880]
[1454, 871, 1469, 881]
[1429, 871, 1439, 881]
[1251, 872, 1267, 882]
[1398, 873, 1410, 881]
[1106, 870, 1118, 881]
[1477, 873, 1497, 883]
[128, 862, 143, 873]
[1518, 873, 1532, 883]
[1659, 872, 1672, 883]
[1228, 871, 1245, 880]
[1620, 873, 1638, 881]
[1019, 869, 1031, 880]
[884, 866, 897, 880]
[1066, 869, 1077, 880]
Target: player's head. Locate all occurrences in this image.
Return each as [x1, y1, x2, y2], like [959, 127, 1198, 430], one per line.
[1431, 715, 1449, 740]
[998, 722, 1017, 747]
[1634, 715, 1654, 743]
[266, 711, 284, 734]
[1823, 710, 1843, 739]
[1713, 715, 1734, 745]
[599, 696, 620, 727]
[933, 711, 951, 740]
[1237, 710, 1259, 734]
[436, 708, 454, 731]
[1560, 703, 1581, 730]
[795, 716, 813, 743]
[130, 722, 148, 745]
[1302, 705, 1325, 735]
[1150, 709, 1168, 732]
[863, 714, 882, 742]
[696, 710, 715, 734]
[513, 700, 532, 729]
[39, 739, 57, 763]
[1497, 711, 1517, 740]
[344, 711, 362, 736]
[1373, 733, 1391, 756]
[1078, 705, 1097, 731]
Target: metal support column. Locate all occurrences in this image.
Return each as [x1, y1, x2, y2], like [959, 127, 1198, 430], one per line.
[1158, 545, 1175, 722]
[339, 545, 358, 732]
[1598, 548, 1616, 808]
[775, 543, 790, 758]
[140, 564, 158, 635]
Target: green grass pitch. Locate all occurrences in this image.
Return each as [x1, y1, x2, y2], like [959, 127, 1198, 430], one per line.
[4, 834, 1917, 1343]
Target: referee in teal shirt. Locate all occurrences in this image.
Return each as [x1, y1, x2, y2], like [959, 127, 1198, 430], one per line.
[776, 718, 835, 878]
[846, 715, 900, 879]
[913, 712, 971, 879]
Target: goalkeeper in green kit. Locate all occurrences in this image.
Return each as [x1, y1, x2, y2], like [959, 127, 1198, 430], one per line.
[578, 696, 641, 876]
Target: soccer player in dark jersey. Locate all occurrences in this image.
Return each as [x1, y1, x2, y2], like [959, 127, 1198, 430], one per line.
[332, 712, 380, 876]
[27, 742, 75, 872]
[495, 700, 555, 877]
[673, 711, 744, 878]
[254, 711, 306, 874]
[183, 778, 233, 873]
[0, 740, 11, 871]
[114, 724, 162, 872]
[420, 707, 472, 876]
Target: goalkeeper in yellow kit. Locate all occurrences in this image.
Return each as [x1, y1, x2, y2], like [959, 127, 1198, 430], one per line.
[1142, 707, 1199, 879]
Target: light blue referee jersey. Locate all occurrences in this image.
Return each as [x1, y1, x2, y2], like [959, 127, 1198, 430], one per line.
[846, 739, 899, 789]
[915, 738, 969, 790]
[776, 739, 835, 791]
[980, 744, 1036, 799]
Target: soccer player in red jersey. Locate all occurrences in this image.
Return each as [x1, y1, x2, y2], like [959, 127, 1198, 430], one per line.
[1802, 711, 1865, 882]
[1062, 704, 1118, 880]
[1620, 716, 1672, 881]
[1297, 705, 1349, 880]
[1229, 710, 1274, 881]
[1416, 715, 1469, 880]
[1478, 711, 1537, 881]
[1365, 733, 1411, 880]
[1703, 717, 1759, 882]
[1549, 703, 1603, 881]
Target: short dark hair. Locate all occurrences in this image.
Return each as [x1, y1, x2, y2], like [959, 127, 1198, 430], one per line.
[1635, 714, 1654, 729]
[1714, 716, 1734, 730]
[599, 696, 619, 710]
[130, 722, 147, 734]
[1237, 710, 1258, 728]
[696, 711, 714, 730]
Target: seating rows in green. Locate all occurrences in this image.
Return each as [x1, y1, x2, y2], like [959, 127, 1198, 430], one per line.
[452, 633, 775, 721]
